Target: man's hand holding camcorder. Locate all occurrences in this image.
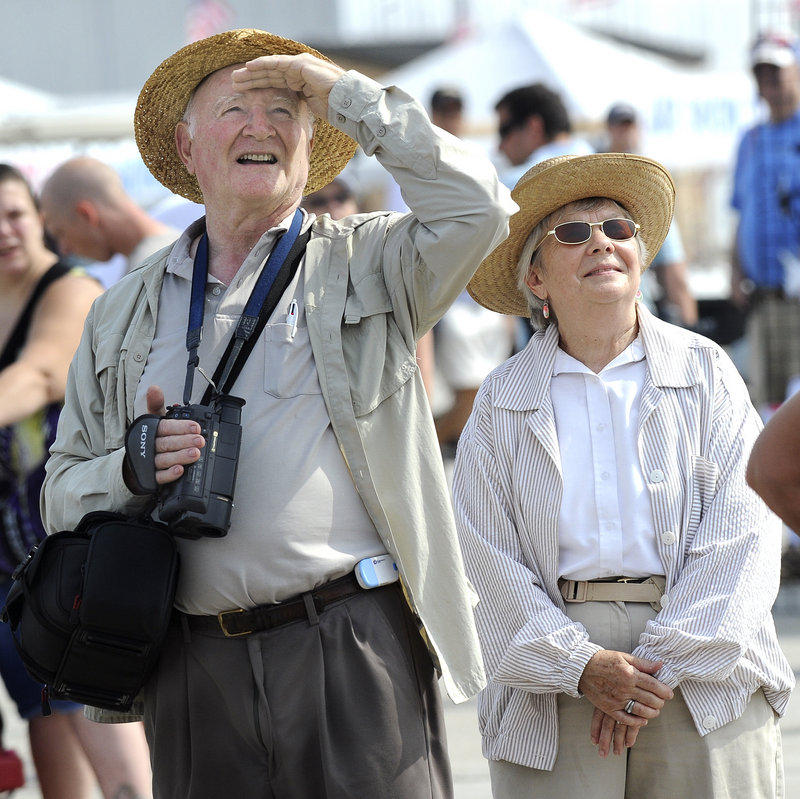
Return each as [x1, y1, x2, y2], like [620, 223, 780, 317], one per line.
[123, 385, 205, 494]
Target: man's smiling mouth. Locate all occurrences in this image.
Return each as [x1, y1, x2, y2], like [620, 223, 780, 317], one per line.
[237, 154, 277, 164]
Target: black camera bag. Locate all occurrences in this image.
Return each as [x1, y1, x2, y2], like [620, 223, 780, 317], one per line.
[1, 511, 179, 712]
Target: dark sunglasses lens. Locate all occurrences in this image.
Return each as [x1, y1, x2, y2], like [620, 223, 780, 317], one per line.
[499, 120, 517, 139]
[603, 219, 637, 240]
[554, 221, 592, 244]
[304, 190, 351, 210]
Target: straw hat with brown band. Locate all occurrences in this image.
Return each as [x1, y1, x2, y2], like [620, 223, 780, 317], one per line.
[134, 28, 358, 204]
[468, 153, 676, 317]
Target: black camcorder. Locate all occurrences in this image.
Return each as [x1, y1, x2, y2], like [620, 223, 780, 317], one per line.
[125, 393, 246, 539]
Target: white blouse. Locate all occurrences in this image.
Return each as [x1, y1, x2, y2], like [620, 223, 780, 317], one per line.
[551, 338, 663, 580]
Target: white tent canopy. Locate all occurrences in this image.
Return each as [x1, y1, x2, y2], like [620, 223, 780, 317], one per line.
[380, 11, 759, 170]
[0, 90, 136, 144]
[0, 77, 54, 115]
[0, 13, 760, 171]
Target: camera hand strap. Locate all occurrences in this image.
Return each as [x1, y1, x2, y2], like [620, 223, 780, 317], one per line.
[183, 208, 309, 405]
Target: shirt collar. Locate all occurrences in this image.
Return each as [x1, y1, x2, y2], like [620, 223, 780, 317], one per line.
[553, 336, 646, 376]
[165, 209, 307, 283]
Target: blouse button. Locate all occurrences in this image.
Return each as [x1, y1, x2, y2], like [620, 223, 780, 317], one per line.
[661, 531, 677, 545]
[702, 715, 718, 730]
[649, 469, 665, 483]
[133, 352, 144, 363]
[342, 98, 352, 108]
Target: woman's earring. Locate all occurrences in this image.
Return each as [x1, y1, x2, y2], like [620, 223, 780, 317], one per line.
[635, 289, 643, 302]
[542, 301, 550, 319]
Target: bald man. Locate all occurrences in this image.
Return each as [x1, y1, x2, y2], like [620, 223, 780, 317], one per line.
[40, 156, 180, 277]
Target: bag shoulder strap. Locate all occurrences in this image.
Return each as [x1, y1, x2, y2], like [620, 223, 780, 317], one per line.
[201, 228, 311, 404]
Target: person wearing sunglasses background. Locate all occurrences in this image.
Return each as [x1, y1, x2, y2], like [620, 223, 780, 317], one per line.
[452, 153, 793, 798]
[300, 174, 360, 219]
[493, 82, 593, 191]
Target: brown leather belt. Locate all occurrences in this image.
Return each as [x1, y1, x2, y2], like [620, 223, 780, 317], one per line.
[559, 576, 665, 609]
[177, 573, 368, 638]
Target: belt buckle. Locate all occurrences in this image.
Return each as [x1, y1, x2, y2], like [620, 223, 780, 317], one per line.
[563, 580, 588, 603]
[217, 608, 253, 638]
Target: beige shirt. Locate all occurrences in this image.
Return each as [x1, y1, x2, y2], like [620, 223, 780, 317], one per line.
[138, 213, 382, 612]
[42, 68, 517, 707]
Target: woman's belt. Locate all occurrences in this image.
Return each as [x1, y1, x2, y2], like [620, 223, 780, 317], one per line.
[558, 576, 665, 610]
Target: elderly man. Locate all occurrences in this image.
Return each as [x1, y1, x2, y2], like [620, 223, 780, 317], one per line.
[41, 28, 514, 799]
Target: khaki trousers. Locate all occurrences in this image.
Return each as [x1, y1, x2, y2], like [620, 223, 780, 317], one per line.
[489, 600, 784, 799]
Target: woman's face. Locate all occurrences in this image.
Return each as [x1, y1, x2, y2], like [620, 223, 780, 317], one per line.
[0, 179, 45, 278]
[525, 200, 641, 318]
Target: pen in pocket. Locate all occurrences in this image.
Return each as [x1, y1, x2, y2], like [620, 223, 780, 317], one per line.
[287, 299, 299, 339]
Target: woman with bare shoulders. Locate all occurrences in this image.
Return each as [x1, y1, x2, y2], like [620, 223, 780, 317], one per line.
[0, 163, 153, 799]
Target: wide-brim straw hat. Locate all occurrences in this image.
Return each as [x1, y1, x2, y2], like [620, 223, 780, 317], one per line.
[134, 29, 358, 204]
[468, 153, 675, 317]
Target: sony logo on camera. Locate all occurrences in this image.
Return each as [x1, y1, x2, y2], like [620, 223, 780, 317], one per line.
[138, 424, 150, 458]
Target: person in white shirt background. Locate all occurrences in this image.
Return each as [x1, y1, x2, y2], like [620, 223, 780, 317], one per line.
[453, 152, 793, 798]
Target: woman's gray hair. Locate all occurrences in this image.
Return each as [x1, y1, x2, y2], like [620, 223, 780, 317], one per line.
[517, 197, 649, 331]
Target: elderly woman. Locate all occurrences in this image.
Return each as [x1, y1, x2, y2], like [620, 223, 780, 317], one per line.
[453, 153, 794, 798]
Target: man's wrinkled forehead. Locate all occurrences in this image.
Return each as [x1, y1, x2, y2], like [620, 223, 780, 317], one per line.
[191, 62, 302, 110]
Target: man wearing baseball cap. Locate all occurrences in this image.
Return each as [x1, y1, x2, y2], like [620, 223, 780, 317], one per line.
[731, 32, 800, 412]
[41, 28, 515, 798]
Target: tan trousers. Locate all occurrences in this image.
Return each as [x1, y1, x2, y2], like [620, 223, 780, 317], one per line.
[489, 600, 784, 799]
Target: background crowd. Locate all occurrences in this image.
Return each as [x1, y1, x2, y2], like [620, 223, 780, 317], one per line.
[0, 19, 798, 799]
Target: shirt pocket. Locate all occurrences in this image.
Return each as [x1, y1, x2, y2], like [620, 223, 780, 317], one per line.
[95, 332, 125, 450]
[342, 276, 417, 416]
[262, 322, 322, 399]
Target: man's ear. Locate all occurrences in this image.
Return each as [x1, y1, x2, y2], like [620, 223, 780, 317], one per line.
[175, 121, 195, 175]
[306, 118, 316, 159]
[75, 200, 100, 226]
[523, 114, 545, 147]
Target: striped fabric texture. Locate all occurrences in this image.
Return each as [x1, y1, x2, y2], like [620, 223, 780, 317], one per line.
[453, 306, 795, 770]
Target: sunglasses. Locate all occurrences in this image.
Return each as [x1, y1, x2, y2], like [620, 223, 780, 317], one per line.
[534, 218, 639, 251]
[498, 119, 523, 140]
[303, 190, 353, 211]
